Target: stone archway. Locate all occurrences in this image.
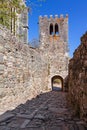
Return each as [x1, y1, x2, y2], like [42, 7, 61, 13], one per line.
[51, 75, 63, 91]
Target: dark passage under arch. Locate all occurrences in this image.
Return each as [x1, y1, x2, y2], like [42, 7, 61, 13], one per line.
[51, 75, 63, 91]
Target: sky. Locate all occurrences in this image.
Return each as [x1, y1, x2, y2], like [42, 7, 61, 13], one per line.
[26, 0, 87, 57]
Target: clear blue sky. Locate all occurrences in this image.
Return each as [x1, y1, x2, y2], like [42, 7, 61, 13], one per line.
[26, 0, 87, 57]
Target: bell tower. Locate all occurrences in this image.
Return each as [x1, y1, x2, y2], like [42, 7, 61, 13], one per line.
[39, 14, 69, 91]
[39, 14, 69, 55]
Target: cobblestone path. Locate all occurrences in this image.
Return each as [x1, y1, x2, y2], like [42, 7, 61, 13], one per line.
[0, 91, 87, 130]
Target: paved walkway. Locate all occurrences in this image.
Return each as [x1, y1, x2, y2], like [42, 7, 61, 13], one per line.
[0, 91, 87, 130]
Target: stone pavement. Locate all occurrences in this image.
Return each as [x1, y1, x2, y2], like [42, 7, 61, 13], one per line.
[0, 91, 87, 130]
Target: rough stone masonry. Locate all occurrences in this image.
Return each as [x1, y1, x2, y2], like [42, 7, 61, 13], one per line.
[0, 25, 49, 112]
[68, 32, 87, 120]
[0, 14, 69, 111]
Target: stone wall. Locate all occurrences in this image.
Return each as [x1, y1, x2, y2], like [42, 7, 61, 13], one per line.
[0, 25, 48, 112]
[0, 22, 69, 112]
[68, 32, 87, 119]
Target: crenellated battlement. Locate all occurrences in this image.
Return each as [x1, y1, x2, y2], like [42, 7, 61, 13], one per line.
[39, 14, 68, 20]
[39, 14, 68, 44]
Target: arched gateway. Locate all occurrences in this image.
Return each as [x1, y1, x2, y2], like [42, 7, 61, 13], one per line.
[51, 75, 63, 91]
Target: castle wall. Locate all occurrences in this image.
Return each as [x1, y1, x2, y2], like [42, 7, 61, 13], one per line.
[0, 25, 48, 110]
[68, 32, 87, 119]
[0, 14, 69, 110]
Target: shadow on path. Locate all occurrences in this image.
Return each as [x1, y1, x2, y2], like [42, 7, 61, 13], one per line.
[0, 91, 87, 130]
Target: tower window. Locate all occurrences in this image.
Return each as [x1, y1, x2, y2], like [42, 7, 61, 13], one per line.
[55, 23, 59, 35]
[50, 23, 53, 35]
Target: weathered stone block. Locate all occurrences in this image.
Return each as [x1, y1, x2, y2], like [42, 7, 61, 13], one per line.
[0, 45, 4, 53]
[0, 65, 4, 74]
[0, 54, 4, 63]
[0, 75, 3, 81]
[0, 83, 4, 88]
[84, 60, 87, 67]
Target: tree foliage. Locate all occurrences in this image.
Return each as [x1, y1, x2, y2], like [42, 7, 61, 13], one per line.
[0, 0, 25, 28]
[0, 0, 45, 29]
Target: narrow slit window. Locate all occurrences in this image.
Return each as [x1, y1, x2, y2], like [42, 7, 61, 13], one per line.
[50, 24, 53, 35]
[55, 24, 59, 35]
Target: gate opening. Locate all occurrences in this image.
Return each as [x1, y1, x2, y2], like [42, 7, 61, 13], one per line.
[51, 75, 63, 91]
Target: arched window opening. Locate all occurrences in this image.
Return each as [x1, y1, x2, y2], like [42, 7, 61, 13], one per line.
[50, 24, 53, 35]
[55, 24, 59, 35]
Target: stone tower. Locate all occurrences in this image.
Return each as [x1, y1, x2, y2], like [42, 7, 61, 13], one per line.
[39, 14, 68, 51]
[16, 7, 28, 44]
[39, 14, 69, 91]
[11, 0, 28, 44]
